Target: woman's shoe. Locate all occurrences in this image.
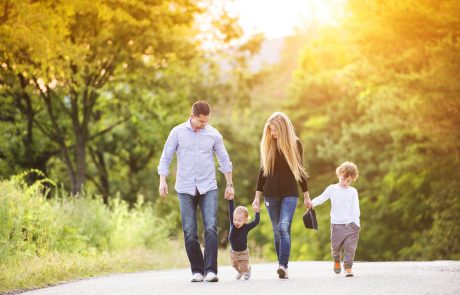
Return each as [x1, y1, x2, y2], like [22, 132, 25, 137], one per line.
[277, 265, 288, 279]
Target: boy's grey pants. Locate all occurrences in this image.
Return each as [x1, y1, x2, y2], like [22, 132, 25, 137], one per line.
[331, 223, 360, 269]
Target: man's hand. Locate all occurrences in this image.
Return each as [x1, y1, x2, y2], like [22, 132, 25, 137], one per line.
[159, 175, 168, 198]
[224, 183, 234, 200]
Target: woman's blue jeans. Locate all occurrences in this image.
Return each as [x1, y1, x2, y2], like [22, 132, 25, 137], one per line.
[264, 196, 298, 268]
[178, 189, 218, 275]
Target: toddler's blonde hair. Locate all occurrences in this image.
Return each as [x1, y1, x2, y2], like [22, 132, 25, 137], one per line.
[234, 206, 248, 218]
[336, 161, 359, 181]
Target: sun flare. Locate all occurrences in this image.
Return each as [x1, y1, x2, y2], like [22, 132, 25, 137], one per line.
[226, 0, 345, 39]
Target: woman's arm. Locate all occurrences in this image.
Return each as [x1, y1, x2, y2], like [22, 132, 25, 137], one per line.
[253, 167, 265, 212]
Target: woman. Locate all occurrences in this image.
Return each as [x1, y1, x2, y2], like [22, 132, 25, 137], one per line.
[252, 112, 312, 279]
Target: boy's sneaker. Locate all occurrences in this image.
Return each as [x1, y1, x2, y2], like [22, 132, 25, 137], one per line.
[334, 261, 341, 274]
[277, 265, 288, 279]
[204, 272, 219, 282]
[243, 267, 251, 280]
[345, 268, 354, 277]
[235, 272, 243, 280]
[191, 273, 204, 282]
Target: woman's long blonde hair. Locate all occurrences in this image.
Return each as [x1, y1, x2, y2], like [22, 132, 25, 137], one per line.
[260, 112, 308, 181]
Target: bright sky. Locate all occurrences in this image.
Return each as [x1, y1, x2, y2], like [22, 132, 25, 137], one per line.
[224, 0, 346, 39]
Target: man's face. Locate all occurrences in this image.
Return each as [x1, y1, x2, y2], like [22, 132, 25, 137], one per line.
[190, 113, 210, 131]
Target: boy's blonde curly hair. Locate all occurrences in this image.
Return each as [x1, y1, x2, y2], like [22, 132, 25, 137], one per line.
[234, 206, 248, 218]
[336, 161, 359, 181]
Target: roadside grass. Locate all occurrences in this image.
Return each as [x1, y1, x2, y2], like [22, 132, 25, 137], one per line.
[0, 172, 268, 294]
[1, 240, 261, 294]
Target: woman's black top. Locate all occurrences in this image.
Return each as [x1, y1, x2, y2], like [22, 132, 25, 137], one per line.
[256, 139, 308, 198]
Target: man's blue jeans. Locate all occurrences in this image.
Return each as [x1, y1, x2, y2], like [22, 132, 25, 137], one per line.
[178, 189, 218, 275]
[264, 196, 297, 268]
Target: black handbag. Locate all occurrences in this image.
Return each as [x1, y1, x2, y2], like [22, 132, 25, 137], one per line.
[302, 209, 318, 230]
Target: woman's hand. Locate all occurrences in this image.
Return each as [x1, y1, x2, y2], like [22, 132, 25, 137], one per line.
[252, 198, 260, 212]
[303, 191, 313, 209]
[252, 191, 262, 212]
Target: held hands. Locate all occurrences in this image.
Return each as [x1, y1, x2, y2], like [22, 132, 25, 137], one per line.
[252, 197, 260, 213]
[303, 191, 313, 209]
[224, 183, 234, 200]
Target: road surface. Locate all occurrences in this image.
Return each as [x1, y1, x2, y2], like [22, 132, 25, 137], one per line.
[22, 261, 460, 295]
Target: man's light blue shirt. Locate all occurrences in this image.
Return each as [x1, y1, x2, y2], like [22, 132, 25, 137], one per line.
[158, 120, 232, 195]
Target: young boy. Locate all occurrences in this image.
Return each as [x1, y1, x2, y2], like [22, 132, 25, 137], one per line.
[228, 198, 260, 280]
[311, 161, 360, 277]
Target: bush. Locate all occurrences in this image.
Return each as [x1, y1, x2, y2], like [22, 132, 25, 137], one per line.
[0, 171, 170, 262]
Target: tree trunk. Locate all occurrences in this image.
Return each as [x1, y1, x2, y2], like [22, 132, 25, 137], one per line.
[88, 145, 110, 204]
[73, 129, 87, 195]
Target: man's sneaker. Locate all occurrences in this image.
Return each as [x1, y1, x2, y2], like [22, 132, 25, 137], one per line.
[334, 261, 341, 274]
[204, 272, 219, 282]
[345, 268, 354, 277]
[235, 272, 243, 280]
[277, 265, 288, 279]
[191, 273, 204, 282]
[243, 267, 251, 280]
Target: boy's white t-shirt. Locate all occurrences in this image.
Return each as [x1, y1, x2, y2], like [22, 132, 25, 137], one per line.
[311, 183, 360, 227]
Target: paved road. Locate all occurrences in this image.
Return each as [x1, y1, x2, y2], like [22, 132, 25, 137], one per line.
[22, 261, 460, 295]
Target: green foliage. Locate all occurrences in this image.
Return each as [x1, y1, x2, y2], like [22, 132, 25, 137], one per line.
[284, 0, 460, 261]
[0, 171, 169, 262]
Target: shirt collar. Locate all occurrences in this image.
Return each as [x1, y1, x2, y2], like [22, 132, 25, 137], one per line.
[185, 119, 193, 130]
[185, 118, 208, 132]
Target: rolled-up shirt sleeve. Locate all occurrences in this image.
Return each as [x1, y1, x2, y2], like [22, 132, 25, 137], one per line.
[214, 132, 232, 173]
[157, 128, 178, 176]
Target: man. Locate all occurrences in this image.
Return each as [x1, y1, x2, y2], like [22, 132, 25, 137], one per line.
[158, 101, 234, 283]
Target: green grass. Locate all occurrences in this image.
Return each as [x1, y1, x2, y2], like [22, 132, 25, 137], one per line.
[0, 241, 266, 293]
[0, 172, 268, 293]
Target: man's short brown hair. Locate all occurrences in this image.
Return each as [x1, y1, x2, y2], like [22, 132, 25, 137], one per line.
[191, 101, 211, 116]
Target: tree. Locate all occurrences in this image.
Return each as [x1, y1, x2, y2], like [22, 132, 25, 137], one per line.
[0, 0, 240, 195]
[284, 0, 460, 260]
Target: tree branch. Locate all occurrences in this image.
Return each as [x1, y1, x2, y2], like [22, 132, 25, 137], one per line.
[88, 117, 130, 142]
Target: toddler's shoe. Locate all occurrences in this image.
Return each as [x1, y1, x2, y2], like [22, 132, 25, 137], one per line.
[277, 265, 288, 279]
[243, 267, 251, 280]
[345, 268, 354, 277]
[334, 261, 341, 274]
[235, 272, 243, 280]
